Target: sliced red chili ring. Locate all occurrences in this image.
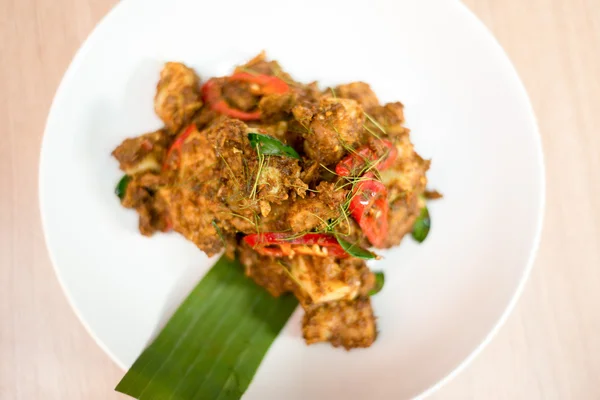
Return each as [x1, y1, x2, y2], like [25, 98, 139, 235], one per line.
[335, 147, 376, 177]
[228, 72, 289, 94]
[201, 73, 289, 121]
[375, 140, 398, 171]
[335, 139, 398, 177]
[211, 99, 261, 120]
[243, 232, 348, 258]
[348, 173, 389, 247]
[200, 78, 221, 104]
[162, 124, 197, 171]
[243, 232, 289, 247]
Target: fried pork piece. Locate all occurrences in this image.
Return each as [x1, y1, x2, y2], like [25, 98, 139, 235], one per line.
[238, 242, 295, 297]
[294, 98, 365, 165]
[178, 118, 306, 208]
[244, 200, 291, 232]
[293, 81, 322, 105]
[367, 101, 408, 139]
[238, 241, 375, 308]
[333, 82, 380, 111]
[177, 123, 222, 183]
[302, 297, 376, 349]
[253, 152, 307, 206]
[286, 197, 338, 233]
[154, 62, 203, 133]
[112, 129, 171, 175]
[120, 172, 170, 235]
[192, 103, 220, 131]
[258, 92, 297, 121]
[286, 182, 347, 233]
[299, 159, 320, 184]
[246, 121, 289, 143]
[158, 186, 228, 256]
[177, 117, 249, 190]
[342, 257, 377, 298]
[288, 255, 375, 308]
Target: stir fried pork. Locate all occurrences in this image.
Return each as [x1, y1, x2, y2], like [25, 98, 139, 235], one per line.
[112, 53, 436, 349]
[303, 297, 376, 349]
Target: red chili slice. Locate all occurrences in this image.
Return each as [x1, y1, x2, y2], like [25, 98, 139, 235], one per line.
[162, 124, 197, 171]
[335, 139, 398, 177]
[201, 73, 289, 121]
[375, 140, 398, 171]
[243, 232, 290, 247]
[335, 147, 376, 177]
[228, 72, 289, 94]
[243, 232, 348, 258]
[349, 173, 389, 247]
[211, 100, 262, 120]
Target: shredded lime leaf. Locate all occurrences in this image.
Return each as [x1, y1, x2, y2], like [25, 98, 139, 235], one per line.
[412, 206, 431, 243]
[248, 133, 300, 159]
[335, 236, 377, 260]
[212, 220, 226, 245]
[369, 272, 385, 296]
[115, 256, 298, 400]
[115, 175, 130, 200]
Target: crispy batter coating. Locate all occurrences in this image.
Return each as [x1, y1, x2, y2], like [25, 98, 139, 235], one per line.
[154, 62, 203, 132]
[286, 182, 347, 233]
[258, 92, 297, 121]
[112, 129, 171, 175]
[367, 102, 408, 140]
[303, 297, 376, 349]
[334, 82, 380, 111]
[289, 255, 375, 308]
[299, 98, 365, 165]
[289, 255, 362, 306]
[158, 186, 228, 256]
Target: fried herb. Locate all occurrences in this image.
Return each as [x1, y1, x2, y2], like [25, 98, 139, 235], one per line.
[115, 175, 130, 200]
[249, 149, 265, 200]
[369, 272, 385, 296]
[412, 206, 431, 243]
[212, 220, 225, 245]
[335, 236, 377, 260]
[363, 111, 387, 135]
[248, 133, 300, 159]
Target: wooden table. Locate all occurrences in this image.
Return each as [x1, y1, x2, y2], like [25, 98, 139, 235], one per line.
[1, 0, 599, 398]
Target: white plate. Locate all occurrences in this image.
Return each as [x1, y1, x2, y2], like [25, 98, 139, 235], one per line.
[39, 0, 545, 398]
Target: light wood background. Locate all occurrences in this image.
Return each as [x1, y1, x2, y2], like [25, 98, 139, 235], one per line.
[1, 0, 599, 398]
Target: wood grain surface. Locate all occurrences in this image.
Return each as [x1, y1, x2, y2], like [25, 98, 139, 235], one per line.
[1, 0, 599, 399]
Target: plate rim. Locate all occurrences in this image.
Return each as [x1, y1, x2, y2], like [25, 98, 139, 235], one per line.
[415, 2, 546, 397]
[38, 0, 546, 398]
